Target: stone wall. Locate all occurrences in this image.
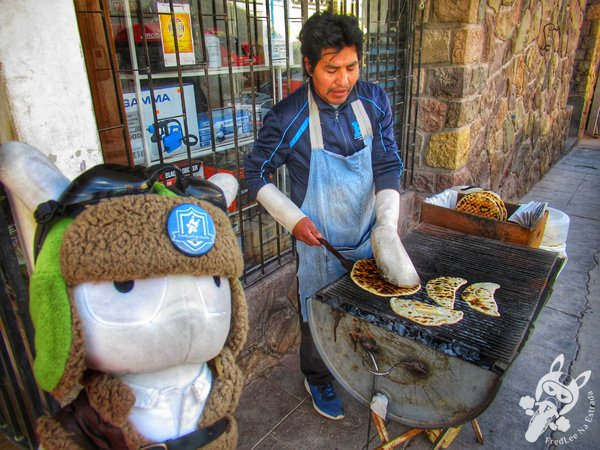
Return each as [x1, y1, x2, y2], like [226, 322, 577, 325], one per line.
[568, 0, 600, 137]
[413, 0, 586, 202]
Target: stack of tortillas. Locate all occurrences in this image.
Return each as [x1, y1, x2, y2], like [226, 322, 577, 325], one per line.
[456, 190, 507, 221]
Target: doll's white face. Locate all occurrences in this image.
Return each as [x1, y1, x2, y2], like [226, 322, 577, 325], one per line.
[72, 274, 231, 374]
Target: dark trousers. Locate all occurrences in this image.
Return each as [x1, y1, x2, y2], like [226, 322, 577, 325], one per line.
[298, 297, 334, 386]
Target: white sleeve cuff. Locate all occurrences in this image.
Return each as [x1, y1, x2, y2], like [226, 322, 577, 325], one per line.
[256, 183, 306, 233]
[375, 189, 400, 229]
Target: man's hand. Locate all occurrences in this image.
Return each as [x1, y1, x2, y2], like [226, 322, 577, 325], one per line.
[292, 217, 323, 246]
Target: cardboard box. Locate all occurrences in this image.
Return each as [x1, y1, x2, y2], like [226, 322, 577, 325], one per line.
[123, 84, 199, 165]
[419, 195, 549, 248]
[197, 108, 252, 147]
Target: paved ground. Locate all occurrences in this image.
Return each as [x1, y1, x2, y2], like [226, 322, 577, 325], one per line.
[234, 136, 600, 450]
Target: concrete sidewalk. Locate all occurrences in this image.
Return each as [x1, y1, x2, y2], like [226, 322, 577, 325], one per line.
[234, 136, 600, 450]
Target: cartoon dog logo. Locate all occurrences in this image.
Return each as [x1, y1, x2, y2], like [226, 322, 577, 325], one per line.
[519, 354, 591, 442]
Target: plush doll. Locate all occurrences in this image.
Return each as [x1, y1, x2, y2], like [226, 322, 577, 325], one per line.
[0, 142, 248, 449]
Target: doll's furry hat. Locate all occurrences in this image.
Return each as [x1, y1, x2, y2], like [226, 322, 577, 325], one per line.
[29, 176, 246, 401]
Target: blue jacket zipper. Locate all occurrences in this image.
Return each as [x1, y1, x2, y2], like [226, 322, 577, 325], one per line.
[334, 108, 350, 155]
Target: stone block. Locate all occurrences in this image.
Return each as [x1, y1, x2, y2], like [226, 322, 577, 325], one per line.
[467, 64, 489, 95]
[487, 0, 502, 13]
[398, 190, 418, 235]
[418, 97, 448, 132]
[529, 2, 544, 45]
[512, 9, 532, 54]
[412, 169, 436, 193]
[426, 66, 466, 98]
[436, 166, 472, 191]
[495, 8, 514, 40]
[453, 26, 484, 64]
[588, 3, 600, 20]
[503, 115, 516, 151]
[446, 97, 481, 127]
[425, 127, 471, 170]
[488, 38, 509, 74]
[513, 56, 526, 96]
[421, 29, 452, 63]
[433, 0, 479, 24]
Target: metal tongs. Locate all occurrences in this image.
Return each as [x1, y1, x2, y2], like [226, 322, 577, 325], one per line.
[318, 238, 354, 271]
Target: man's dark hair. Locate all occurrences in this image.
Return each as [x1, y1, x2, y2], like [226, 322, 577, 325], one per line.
[299, 11, 364, 76]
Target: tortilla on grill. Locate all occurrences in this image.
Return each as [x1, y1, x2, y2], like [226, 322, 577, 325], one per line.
[425, 276, 468, 309]
[390, 298, 464, 326]
[461, 282, 501, 317]
[351, 258, 421, 297]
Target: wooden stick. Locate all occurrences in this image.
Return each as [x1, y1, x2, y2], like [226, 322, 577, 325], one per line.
[471, 419, 484, 444]
[375, 428, 424, 450]
[371, 411, 389, 443]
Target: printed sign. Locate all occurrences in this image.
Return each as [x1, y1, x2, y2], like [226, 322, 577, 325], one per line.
[157, 3, 195, 67]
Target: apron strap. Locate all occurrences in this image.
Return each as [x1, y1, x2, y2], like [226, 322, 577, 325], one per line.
[351, 99, 373, 139]
[308, 89, 324, 150]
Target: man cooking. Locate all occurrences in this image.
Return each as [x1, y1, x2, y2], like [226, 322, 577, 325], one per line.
[244, 10, 420, 420]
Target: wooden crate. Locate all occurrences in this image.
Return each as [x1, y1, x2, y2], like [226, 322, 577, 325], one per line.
[419, 196, 548, 248]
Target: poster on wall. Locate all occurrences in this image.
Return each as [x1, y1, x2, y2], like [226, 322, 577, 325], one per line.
[157, 2, 195, 67]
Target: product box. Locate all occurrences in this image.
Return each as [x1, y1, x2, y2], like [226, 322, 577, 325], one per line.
[123, 84, 199, 165]
[236, 92, 273, 129]
[419, 195, 549, 248]
[159, 160, 204, 187]
[197, 108, 252, 147]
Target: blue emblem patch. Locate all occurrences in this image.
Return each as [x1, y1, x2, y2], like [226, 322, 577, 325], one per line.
[167, 204, 216, 256]
[351, 121, 363, 140]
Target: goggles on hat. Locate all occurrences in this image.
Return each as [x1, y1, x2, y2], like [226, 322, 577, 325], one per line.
[33, 163, 227, 260]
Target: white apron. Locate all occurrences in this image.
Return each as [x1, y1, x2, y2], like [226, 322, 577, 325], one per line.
[297, 88, 375, 320]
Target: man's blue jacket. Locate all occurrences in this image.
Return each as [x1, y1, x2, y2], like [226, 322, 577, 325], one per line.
[244, 79, 404, 207]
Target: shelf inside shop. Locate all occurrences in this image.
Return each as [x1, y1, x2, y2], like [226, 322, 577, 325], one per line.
[148, 135, 255, 164]
[119, 64, 288, 79]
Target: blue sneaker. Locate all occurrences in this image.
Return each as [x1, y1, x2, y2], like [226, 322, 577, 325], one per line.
[304, 379, 345, 420]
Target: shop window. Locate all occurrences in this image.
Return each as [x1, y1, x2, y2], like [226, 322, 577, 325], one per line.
[75, 0, 420, 284]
